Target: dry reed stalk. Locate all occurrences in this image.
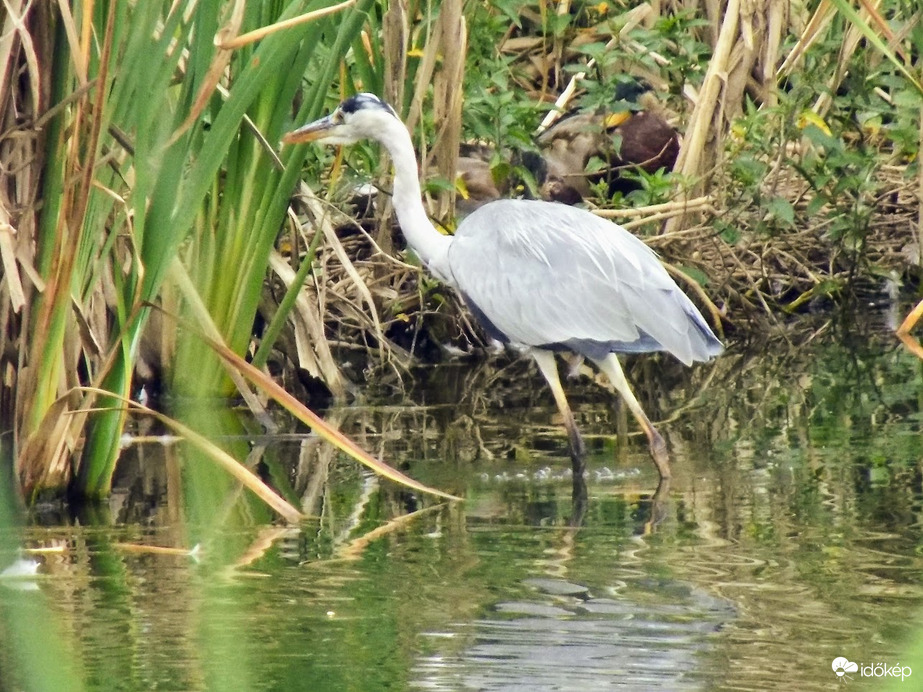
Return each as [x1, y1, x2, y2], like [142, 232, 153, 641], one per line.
[760, 1, 788, 108]
[53, 0, 87, 85]
[0, 0, 45, 452]
[268, 249, 341, 389]
[593, 195, 713, 219]
[387, 0, 467, 223]
[777, 0, 835, 79]
[297, 433, 333, 515]
[404, 14, 437, 137]
[230, 526, 292, 569]
[378, 0, 410, 258]
[16, 2, 121, 495]
[2, 0, 40, 114]
[286, 185, 381, 393]
[383, 0, 409, 111]
[214, 0, 357, 50]
[623, 207, 717, 231]
[406, 0, 468, 220]
[16, 396, 77, 500]
[427, 0, 466, 221]
[667, 2, 737, 221]
[0, 202, 25, 313]
[672, 0, 738, 177]
[113, 542, 198, 556]
[725, 0, 776, 118]
[335, 505, 443, 560]
[547, 0, 572, 93]
[312, 191, 387, 364]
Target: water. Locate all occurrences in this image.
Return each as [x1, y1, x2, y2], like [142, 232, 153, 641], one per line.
[2, 314, 923, 691]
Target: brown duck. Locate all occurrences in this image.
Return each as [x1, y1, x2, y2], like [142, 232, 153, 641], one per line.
[538, 80, 680, 204]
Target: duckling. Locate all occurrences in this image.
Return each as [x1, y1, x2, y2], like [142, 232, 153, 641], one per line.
[454, 145, 547, 216]
[455, 152, 501, 217]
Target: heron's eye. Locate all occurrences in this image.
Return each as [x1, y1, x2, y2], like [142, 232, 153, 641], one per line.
[332, 110, 344, 124]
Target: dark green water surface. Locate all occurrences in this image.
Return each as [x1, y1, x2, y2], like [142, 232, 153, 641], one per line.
[2, 314, 923, 690]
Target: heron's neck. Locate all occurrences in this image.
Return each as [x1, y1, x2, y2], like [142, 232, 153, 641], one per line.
[378, 120, 452, 277]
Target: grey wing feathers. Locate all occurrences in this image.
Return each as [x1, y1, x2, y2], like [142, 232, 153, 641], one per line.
[446, 199, 722, 365]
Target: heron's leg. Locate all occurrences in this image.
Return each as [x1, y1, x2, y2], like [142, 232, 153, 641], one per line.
[531, 349, 587, 477]
[591, 353, 671, 480]
[897, 298, 923, 360]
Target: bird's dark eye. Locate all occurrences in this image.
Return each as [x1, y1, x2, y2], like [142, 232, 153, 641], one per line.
[332, 110, 344, 124]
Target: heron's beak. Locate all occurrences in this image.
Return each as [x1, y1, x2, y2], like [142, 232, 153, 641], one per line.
[281, 115, 336, 144]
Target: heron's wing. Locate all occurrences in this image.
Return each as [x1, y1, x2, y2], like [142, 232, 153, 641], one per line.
[447, 200, 721, 364]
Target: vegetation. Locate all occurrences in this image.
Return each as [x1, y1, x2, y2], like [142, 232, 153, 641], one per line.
[0, 0, 921, 503]
[0, 0, 453, 507]
[303, 0, 922, 350]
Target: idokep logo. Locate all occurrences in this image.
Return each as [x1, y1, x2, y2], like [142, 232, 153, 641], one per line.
[832, 658, 858, 682]
[832, 657, 912, 684]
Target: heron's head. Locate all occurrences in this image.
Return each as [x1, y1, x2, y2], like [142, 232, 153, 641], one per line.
[282, 93, 399, 146]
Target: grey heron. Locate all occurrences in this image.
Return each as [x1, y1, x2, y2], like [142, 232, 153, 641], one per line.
[283, 93, 723, 481]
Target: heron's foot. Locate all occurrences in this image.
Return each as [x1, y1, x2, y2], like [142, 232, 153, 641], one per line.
[570, 473, 588, 527]
[566, 426, 587, 478]
[642, 477, 671, 535]
[648, 428, 671, 480]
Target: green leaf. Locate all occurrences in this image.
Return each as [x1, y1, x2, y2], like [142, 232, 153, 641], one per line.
[767, 197, 796, 226]
[676, 265, 710, 287]
[801, 124, 841, 150]
[714, 221, 740, 244]
[585, 155, 608, 174]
